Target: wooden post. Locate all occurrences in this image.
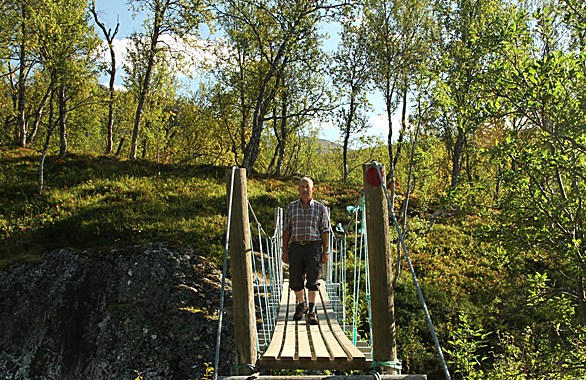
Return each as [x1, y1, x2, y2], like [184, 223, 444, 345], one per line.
[227, 168, 258, 374]
[363, 163, 399, 375]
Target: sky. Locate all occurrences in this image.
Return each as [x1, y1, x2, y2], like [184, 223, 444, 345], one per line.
[91, 1, 397, 144]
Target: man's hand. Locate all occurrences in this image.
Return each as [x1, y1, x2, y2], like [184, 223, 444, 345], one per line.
[282, 250, 289, 264]
[321, 252, 328, 264]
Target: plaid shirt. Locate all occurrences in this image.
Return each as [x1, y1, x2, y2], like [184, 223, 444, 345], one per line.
[284, 199, 329, 242]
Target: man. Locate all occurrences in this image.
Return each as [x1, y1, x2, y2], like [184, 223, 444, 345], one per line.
[282, 176, 329, 325]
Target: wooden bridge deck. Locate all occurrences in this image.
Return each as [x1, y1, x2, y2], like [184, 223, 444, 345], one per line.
[258, 280, 372, 371]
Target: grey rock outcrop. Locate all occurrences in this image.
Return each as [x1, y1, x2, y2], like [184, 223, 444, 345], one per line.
[0, 243, 235, 379]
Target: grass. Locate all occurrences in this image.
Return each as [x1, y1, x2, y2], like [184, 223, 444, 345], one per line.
[0, 148, 362, 268]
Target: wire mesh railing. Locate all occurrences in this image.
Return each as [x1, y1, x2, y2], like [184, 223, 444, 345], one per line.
[247, 204, 283, 353]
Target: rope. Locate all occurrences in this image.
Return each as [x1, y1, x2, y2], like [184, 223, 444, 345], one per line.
[234, 363, 261, 379]
[369, 360, 402, 379]
[213, 166, 237, 380]
[371, 161, 452, 380]
[370, 360, 403, 371]
[234, 363, 261, 372]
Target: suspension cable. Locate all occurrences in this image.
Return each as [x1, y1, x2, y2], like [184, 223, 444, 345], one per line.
[213, 166, 237, 380]
[371, 161, 452, 380]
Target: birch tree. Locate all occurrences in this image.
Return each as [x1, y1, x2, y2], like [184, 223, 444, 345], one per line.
[331, 11, 372, 184]
[90, 1, 120, 154]
[214, 0, 340, 172]
[127, 0, 211, 159]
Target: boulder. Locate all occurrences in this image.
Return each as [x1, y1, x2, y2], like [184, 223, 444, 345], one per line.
[0, 243, 235, 379]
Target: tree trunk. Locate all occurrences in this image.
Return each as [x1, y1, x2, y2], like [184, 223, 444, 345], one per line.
[115, 137, 125, 156]
[386, 100, 396, 206]
[17, 36, 27, 148]
[106, 74, 116, 154]
[90, 3, 119, 154]
[451, 125, 466, 188]
[26, 87, 50, 146]
[342, 133, 349, 184]
[241, 113, 264, 172]
[275, 140, 286, 177]
[142, 138, 148, 159]
[579, 275, 586, 325]
[275, 98, 289, 177]
[266, 141, 279, 175]
[38, 88, 56, 195]
[266, 111, 279, 175]
[130, 15, 159, 160]
[130, 88, 148, 159]
[241, 51, 287, 172]
[394, 84, 408, 172]
[58, 84, 67, 158]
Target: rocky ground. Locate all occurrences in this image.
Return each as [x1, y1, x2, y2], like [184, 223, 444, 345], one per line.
[0, 243, 235, 379]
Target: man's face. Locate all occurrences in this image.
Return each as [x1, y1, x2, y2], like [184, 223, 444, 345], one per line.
[298, 179, 313, 202]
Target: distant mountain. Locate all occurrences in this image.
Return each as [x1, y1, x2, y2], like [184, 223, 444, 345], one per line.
[318, 138, 341, 152]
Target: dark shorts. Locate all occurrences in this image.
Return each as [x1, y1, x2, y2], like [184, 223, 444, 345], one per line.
[288, 242, 322, 291]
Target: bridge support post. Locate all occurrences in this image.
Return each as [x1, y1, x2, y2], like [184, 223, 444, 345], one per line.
[363, 163, 399, 375]
[227, 168, 258, 375]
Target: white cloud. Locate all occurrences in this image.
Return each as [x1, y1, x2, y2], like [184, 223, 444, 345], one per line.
[98, 38, 133, 71]
[317, 112, 404, 146]
[370, 112, 404, 142]
[97, 34, 227, 88]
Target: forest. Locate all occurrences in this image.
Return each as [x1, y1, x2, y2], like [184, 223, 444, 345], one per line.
[1, 0, 586, 378]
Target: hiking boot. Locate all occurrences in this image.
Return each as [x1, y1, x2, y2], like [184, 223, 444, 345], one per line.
[293, 303, 308, 321]
[307, 311, 318, 325]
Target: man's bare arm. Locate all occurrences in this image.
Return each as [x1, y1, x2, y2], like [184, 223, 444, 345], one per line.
[282, 229, 290, 263]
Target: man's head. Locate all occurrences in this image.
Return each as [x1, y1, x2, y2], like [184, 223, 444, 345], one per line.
[298, 176, 314, 203]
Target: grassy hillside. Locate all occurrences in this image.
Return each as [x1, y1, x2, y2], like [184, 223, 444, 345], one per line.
[0, 148, 360, 268]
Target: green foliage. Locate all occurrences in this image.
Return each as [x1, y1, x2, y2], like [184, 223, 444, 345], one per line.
[445, 313, 491, 379]
[489, 273, 586, 379]
[0, 149, 267, 268]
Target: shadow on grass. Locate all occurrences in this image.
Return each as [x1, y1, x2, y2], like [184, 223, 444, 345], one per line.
[0, 151, 233, 268]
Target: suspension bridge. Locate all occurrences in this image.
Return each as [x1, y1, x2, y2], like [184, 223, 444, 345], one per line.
[214, 164, 451, 380]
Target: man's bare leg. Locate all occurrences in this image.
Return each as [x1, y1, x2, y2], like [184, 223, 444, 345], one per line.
[295, 289, 305, 304]
[293, 289, 308, 320]
[308, 290, 318, 312]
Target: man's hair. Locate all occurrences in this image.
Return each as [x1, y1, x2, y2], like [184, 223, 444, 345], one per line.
[299, 176, 314, 187]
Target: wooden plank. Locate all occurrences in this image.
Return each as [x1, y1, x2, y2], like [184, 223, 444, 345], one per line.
[315, 285, 347, 361]
[261, 280, 291, 361]
[356, 340, 372, 358]
[319, 284, 367, 363]
[278, 286, 298, 360]
[308, 322, 330, 361]
[297, 319, 312, 360]
[259, 280, 372, 371]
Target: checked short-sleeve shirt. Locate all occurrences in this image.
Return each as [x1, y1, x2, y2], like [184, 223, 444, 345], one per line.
[284, 199, 330, 242]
